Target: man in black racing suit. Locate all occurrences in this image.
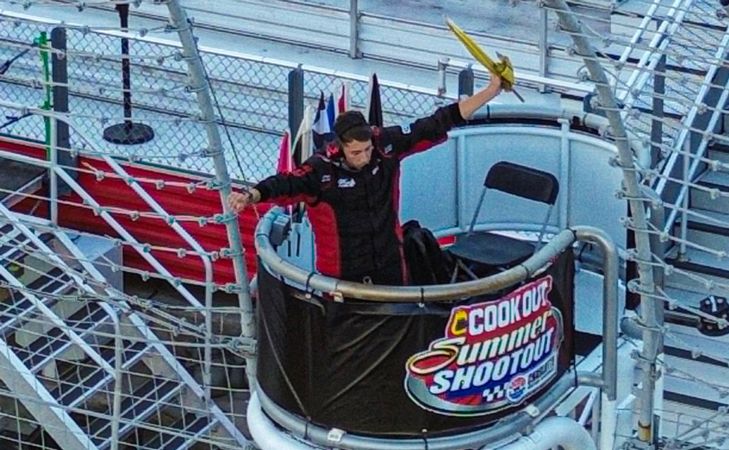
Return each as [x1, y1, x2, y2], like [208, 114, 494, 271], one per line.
[228, 75, 502, 285]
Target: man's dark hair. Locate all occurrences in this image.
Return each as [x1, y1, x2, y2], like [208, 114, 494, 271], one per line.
[334, 111, 372, 144]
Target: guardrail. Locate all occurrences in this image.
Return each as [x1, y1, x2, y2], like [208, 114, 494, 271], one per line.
[120, 0, 592, 95]
[255, 206, 618, 450]
[0, 10, 455, 181]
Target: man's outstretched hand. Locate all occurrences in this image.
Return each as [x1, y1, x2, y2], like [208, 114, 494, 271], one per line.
[227, 189, 260, 213]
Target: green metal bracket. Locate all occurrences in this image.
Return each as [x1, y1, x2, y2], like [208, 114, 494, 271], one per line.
[35, 31, 52, 160]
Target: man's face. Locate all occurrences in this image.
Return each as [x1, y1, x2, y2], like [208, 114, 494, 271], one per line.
[342, 139, 373, 171]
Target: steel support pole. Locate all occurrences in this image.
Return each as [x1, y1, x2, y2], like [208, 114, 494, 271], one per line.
[538, 8, 549, 93]
[110, 311, 123, 450]
[679, 138, 690, 258]
[458, 66, 474, 99]
[542, 0, 659, 443]
[288, 66, 304, 165]
[103, 5, 154, 144]
[574, 226, 618, 450]
[51, 27, 73, 197]
[349, 0, 360, 58]
[437, 57, 449, 97]
[650, 55, 665, 169]
[165, 0, 257, 387]
[119, 4, 132, 128]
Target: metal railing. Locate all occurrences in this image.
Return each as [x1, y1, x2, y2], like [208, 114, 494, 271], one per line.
[0, 101, 229, 411]
[0, 5, 602, 182]
[654, 31, 729, 253]
[255, 206, 618, 449]
[73, 0, 573, 83]
[0, 10, 453, 181]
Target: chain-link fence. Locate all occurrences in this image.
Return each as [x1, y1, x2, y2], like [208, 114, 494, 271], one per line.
[0, 18, 49, 144]
[0, 13, 449, 182]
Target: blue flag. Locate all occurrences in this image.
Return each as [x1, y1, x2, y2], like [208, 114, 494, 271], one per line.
[313, 91, 337, 151]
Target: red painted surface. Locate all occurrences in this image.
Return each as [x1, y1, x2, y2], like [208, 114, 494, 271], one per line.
[0, 138, 46, 159]
[437, 235, 456, 246]
[0, 137, 269, 284]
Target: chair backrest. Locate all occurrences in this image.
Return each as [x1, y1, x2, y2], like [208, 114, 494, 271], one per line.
[484, 161, 559, 205]
[468, 162, 560, 246]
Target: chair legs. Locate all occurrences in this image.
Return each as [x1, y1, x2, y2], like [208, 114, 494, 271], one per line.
[452, 258, 479, 281]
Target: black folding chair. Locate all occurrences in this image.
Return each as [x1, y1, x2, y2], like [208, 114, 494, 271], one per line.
[449, 161, 559, 277]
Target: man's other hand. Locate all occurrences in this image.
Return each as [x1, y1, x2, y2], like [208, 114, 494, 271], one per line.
[227, 189, 259, 213]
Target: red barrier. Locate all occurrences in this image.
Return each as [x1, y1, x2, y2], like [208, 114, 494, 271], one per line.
[0, 137, 269, 284]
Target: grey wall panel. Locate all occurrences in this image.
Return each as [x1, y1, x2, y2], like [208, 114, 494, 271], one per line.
[568, 138, 625, 247]
[400, 141, 457, 230]
[457, 129, 563, 231]
[398, 124, 626, 249]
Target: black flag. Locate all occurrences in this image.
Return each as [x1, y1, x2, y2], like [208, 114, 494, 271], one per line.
[367, 73, 383, 128]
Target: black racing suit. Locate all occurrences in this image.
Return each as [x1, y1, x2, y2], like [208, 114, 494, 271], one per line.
[254, 102, 466, 285]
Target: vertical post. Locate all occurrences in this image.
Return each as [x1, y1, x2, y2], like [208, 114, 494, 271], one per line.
[651, 196, 666, 435]
[119, 4, 133, 128]
[437, 57, 449, 97]
[203, 255, 213, 404]
[558, 118, 571, 230]
[458, 66, 474, 99]
[288, 68, 305, 223]
[543, 0, 659, 444]
[37, 31, 51, 159]
[110, 309, 122, 450]
[575, 226, 618, 450]
[164, 0, 257, 386]
[651, 55, 665, 169]
[51, 27, 74, 199]
[647, 193, 665, 317]
[103, 4, 154, 144]
[679, 138, 690, 258]
[538, 7, 549, 92]
[37, 31, 57, 223]
[649, 56, 666, 311]
[349, 0, 360, 58]
[644, 185, 665, 348]
[288, 66, 304, 165]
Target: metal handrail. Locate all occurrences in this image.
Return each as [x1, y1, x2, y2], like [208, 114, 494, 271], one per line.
[616, 0, 690, 107]
[252, 374, 577, 450]
[256, 207, 578, 302]
[255, 208, 619, 447]
[0, 96, 221, 402]
[0, 106, 209, 305]
[654, 30, 729, 235]
[0, 8, 594, 115]
[0, 203, 115, 375]
[256, 208, 617, 389]
[47, 221, 251, 447]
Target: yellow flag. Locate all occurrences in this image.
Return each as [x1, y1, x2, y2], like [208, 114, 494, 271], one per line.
[446, 18, 516, 91]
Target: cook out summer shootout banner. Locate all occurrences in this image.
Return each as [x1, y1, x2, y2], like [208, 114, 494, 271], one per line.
[256, 250, 573, 433]
[404, 276, 564, 416]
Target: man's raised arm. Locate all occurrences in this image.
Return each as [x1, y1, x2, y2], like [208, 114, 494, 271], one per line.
[458, 74, 502, 120]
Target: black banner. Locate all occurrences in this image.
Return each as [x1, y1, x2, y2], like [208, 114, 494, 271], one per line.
[257, 250, 575, 437]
